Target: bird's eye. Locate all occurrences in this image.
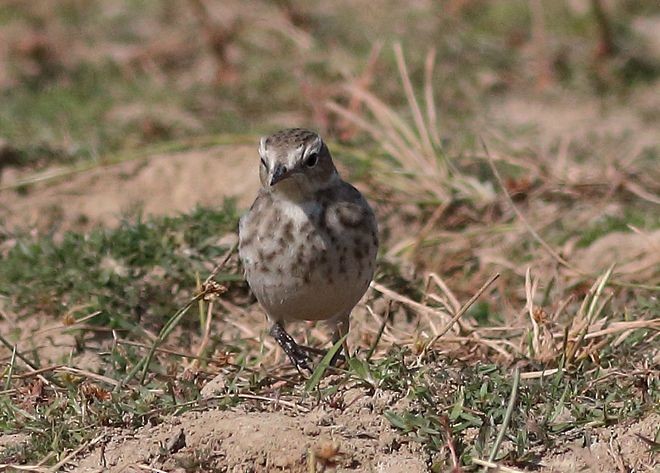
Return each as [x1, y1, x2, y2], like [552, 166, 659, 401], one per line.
[260, 157, 267, 168]
[304, 152, 318, 168]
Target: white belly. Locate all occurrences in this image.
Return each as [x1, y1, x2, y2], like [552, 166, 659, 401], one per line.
[253, 269, 371, 322]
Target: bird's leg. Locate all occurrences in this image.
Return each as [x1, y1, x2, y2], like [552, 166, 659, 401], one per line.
[298, 345, 329, 356]
[269, 322, 312, 375]
[298, 344, 346, 363]
[330, 315, 350, 367]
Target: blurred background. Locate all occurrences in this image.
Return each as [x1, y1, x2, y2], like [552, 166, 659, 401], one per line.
[0, 0, 658, 166]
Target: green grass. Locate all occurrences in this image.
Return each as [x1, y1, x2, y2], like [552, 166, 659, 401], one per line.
[577, 209, 660, 248]
[0, 204, 248, 465]
[0, 203, 240, 331]
[2, 309, 655, 468]
[1, 203, 658, 468]
[336, 341, 658, 470]
[0, 63, 211, 167]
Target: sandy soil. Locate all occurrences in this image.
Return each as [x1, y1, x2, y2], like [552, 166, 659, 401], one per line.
[71, 388, 427, 473]
[539, 413, 659, 472]
[67, 408, 659, 472]
[0, 144, 260, 234]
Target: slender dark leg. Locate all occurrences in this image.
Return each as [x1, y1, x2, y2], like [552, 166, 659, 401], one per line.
[269, 322, 312, 375]
[299, 344, 346, 363]
[330, 316, 350, 367]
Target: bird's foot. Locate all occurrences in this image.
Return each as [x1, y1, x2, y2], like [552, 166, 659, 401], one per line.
[329, 347, 347, 367]
[298, 344, 346, 367]
[269, 322, 313, 375]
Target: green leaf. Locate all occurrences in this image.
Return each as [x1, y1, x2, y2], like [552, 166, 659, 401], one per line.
[348, 356, 374, 385]
[449, 388, 465, 420]
[305, 334, 347, 392]
[384, 410, 409, 430]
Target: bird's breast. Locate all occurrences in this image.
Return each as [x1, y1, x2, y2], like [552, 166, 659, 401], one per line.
[239, 195, 377, 322]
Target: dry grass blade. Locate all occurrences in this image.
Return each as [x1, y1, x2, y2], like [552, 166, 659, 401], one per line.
[584, 319, 660, 339]
[410, 203, 449, 259]
[482, 138, 660, 291]
[136, 465, 168, 473]
[473, 458, 525, 473]
[4, 345, 16, 390]
[424, 47, 440, 145]
[423, 273, 500, 356]
[337, 41, 383, 140]
[565, 265, 615, 364]
[623, 180, 660, 205]
[56, 366, 120, 387]
[235, 394, 310, 413]
[328, 44, 495, 206]
[393, 42, 435, 159]
[203, 242, 237, 286]
[482, 138, 575, 272]
[0, 464, 48, 472]
[188, 300, 214, 372]
[428, 272, 461, 314]
[520, 368, 563, 379]
[370, 281, 453, 326]
[366, 301, 391, 361]
[47, 433, 105, 472]
[0, 333, 63, 389]
[525, 267, 541, 357]
[11, 365, 63, 379]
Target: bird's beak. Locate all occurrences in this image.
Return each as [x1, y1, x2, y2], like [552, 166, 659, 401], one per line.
[269, 164, 294, 186]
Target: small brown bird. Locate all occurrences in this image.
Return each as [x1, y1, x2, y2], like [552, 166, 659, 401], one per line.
[238, 128, 378, 373]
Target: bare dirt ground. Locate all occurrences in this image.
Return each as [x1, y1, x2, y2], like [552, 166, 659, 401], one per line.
[1, 96, 657, 472]
[67, 405, 659, 473]
[71, 389, 428, 473]
[539, 412, 659, 473]
[0, 144, 260, 234]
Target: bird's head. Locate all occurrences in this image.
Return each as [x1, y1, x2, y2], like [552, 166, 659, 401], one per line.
[258, 128, 338, 196]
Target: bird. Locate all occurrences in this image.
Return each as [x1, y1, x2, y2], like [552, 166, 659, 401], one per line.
[238, 128, 378, 373]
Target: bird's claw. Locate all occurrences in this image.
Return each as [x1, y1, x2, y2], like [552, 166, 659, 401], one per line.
[269, 322, 313, 375]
